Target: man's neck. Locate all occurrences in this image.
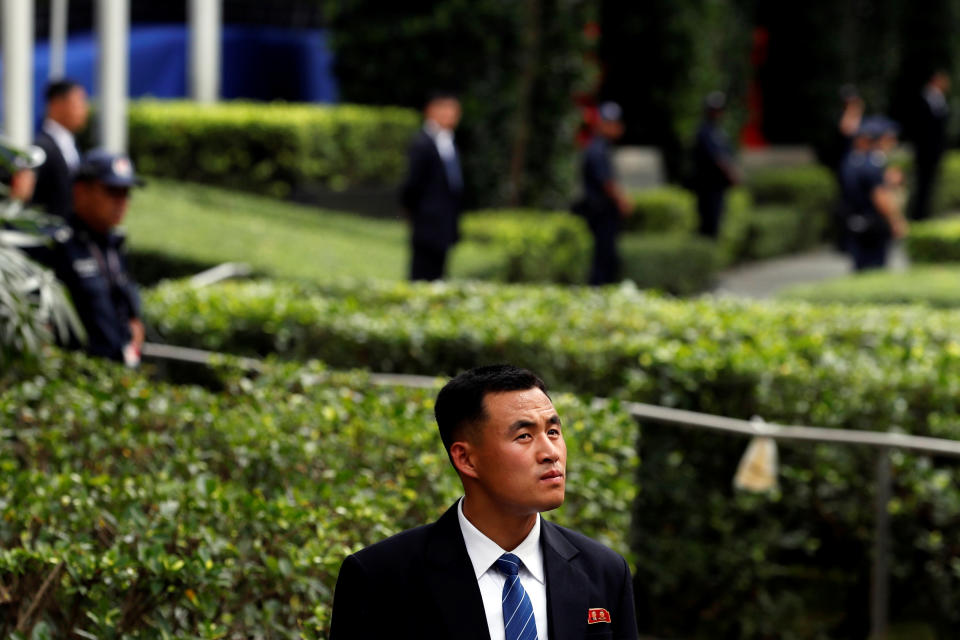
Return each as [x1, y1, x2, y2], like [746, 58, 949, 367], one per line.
[461, 494, 538, 551]
[44, 117, 74, 138]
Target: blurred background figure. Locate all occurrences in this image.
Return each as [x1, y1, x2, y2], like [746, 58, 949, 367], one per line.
[401, 91, 463, 281]
[839, 116, 908, 271]
[31, 79, 90, 218]
[578, 101, 630, 286]
[835, 85, 865, 172]
[908, 70, 950, 221]
[22, 150, 145, 365]
[692, 91, 740, 239]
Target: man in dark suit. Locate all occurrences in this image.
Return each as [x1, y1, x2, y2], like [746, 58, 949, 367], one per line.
[909, 70, 950, 221]
[30, 79, 89, 218]
[330, 365, 639, 640]
[401, 92, 464, 281]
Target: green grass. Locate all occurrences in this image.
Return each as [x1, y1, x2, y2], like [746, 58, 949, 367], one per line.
[125, 178, 410, 280]
[780, 266, 960, 307]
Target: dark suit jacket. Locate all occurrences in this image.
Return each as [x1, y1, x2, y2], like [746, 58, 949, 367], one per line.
[329, 503, 638, 640]
[400, 130, 463, 252]
[31, 130, 74, 219]
[914, 91, 949, 164]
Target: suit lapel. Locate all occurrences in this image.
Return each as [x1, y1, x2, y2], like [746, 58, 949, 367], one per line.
[425, 504, 492, 640]
[542, 520, 588, 640]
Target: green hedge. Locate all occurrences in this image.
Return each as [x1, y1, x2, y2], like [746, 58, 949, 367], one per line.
[0, 350, 636, 638]
[620, 233, 718, 295]
[907, 215, 960, 263]
[626, 186, 698, 234]
[781, 266, 960, 308]
[746, 164, 837, 213]
[127, 100, 420, 198]
[934, 151, 960, 214]
[143, 277, 960, 637]
[452, 210, 591, 284]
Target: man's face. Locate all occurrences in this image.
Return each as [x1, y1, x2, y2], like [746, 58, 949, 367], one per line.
[426, 98, 462, 131]
[50, 87, 90, 133]
[464, 387, 567, 517]
[599, 118, 625, 141]
[73, 180, 130, 234]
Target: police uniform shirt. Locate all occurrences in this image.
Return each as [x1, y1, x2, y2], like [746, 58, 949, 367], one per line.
[457, 498, 548, 640]
[25, 217, 141, 360]
[694, 121, 733, 190]
[582, 136, 616, 211]
[840, 150, 887, 235]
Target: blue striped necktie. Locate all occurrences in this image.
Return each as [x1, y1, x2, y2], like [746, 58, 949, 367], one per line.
[495, 553, 539, 640]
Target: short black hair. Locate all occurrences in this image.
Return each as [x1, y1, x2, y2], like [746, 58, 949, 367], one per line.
[45, 79, 82, 103]
[434, 364, 548, 460]
[425, 90, 459, 108]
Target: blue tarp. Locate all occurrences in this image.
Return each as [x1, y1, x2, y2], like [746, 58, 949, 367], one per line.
[1, 24, 338, 130]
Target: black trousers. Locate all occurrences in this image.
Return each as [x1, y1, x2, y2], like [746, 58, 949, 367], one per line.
[410, 243, 449, 281]
[848, 233, 890, 271]
[589, 218, 620, 286]
[909, 155, 942, 221]
[696, 188, 726, 238]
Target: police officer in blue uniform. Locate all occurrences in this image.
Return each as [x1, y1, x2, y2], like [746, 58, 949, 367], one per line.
[692, 91, 740, 238]
[579, 102, 631, 285]
[23, 150, 145, 364]
[839, 117, 909, 271]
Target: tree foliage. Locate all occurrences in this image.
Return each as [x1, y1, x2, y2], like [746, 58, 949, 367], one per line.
[325, 0, 595, 208]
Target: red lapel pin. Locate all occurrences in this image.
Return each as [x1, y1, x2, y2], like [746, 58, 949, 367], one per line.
[587, 607, 611, 624]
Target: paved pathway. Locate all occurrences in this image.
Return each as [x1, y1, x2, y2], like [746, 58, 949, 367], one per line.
[712, 243, 908, 299]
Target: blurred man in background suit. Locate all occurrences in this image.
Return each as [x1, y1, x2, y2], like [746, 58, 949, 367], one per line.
[31, 79, 89, 218]
[401, 92, 464, 281]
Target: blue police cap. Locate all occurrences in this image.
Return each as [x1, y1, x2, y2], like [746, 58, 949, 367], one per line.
[598, 101, 623, 122]
[75, 149, 145, 187]
[858, 115, 900, 140]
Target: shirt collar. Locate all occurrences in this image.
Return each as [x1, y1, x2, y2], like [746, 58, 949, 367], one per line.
[457, 497, 545, 585]
[43, 118, 75, 145]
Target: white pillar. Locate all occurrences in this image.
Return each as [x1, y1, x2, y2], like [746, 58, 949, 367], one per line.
[2, 0, 35, 147]
[188, 0, 221, 103]
[49, 0, 69, 80]
[96, 0, 128, 152]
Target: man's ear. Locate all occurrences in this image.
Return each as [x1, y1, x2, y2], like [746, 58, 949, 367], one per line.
[450, 441, 480, 480]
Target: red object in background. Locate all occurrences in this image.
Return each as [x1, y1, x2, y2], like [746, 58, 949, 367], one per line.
[741, 26, 769, 148]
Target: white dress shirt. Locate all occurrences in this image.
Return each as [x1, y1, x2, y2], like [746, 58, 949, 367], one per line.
[42, 118, 80, 170]
[458, 497, 548, 640]
[424, 120, 458, 163]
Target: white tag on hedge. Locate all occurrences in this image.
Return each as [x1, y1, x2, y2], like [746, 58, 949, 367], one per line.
[734, 436, 778, 493]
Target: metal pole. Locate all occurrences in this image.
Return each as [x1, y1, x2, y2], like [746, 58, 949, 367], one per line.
[188, 0, 222, 103]
[49, 0, 69, 80]
[2, 0, 35, 147]
[96, 0, 128, 152]
[870, 447, 891, 640]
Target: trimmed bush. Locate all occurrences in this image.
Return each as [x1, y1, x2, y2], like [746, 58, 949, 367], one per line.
[0, 350, 637, 638]
[626, 186, 698, 234]
[142, 277, 960, 637]
[934, 151, 960, 214]
[746, 164, 837, 213]
[907, 215, 960, 263]
[781, 266, 960, 308]
[452, 210, 591, 284]
[127, 100, 420, 198]
[619, 233, 719, 294]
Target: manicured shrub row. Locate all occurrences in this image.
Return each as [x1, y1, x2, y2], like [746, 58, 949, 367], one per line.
[907, 214, 960, 263]
[934, 150, 960, 214]
[455, 210, 592, 284]
[627, 186, 698, 234]
[143, 278, 960, 637]
[619, 233, 719, 295]
[453, 209, 719, 292]
[0, 351, 637, 639]
[127, 100, 419, 198]
[746, 164, 837, 214]
[781, 266, 960, 308]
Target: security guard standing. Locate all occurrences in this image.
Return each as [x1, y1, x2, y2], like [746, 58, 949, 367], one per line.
[579, 102, 631, 285]
[839, 117, 909, 271]
[23, 150, 145, 364]
[692, 91, 740, 238]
